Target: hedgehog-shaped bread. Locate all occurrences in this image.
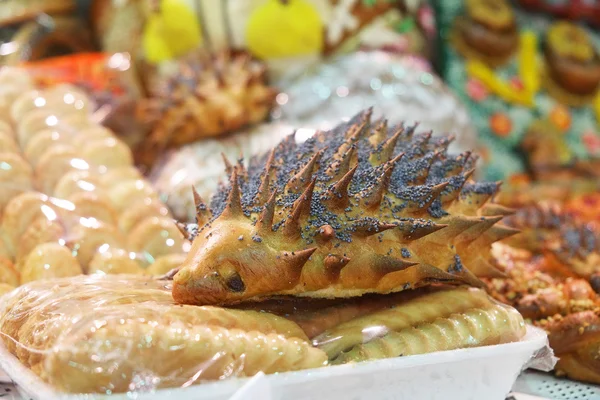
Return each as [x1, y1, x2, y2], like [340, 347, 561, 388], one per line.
[172, 110, 517, 305]
[137, 50, 277, 149]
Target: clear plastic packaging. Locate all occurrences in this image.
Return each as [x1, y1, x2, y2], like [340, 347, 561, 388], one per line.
[0, 67, 188, 293]
[0, 274, 548, 398]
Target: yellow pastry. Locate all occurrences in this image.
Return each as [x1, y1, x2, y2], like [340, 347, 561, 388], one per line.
[10, 90, 45, 122]
[107, 180, 158, 212]
[0, 119, 14, 138]
[71, 126, 114, 148]
[146, 253, 187, 276]
[0, 153, 33, 212]
[117, 199, 170, 233]
[82, 137, 134, 168]
[66, 222, 126, 270]
[0, 257, 19, 286]
[17, 109, 66, 148]
[65, 192, 117, 227]
[88, 248, 146, 275]
[20, 243, 82, 284]
[52, 170, 103, 200]
[23, 129, 70, 166]
[34, 144, 84, 194]
[98, 166, 142, 189]
[127, 216, 185, 259]
[16, 217, 65, 264]
[0, 192, 50, 255]
[0, 134, 19, 153]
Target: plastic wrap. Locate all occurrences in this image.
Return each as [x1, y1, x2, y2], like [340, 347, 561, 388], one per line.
[0, 67, 188, 293]
[0, 273, 546, 397]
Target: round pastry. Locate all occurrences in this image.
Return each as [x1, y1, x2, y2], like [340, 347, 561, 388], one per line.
[66, 222, 126, 270]
[88, 248, 146, 275]
[71, 126, 114, 148]
[98, 166, 142, 189]
[0, 192, 50, 252]
[16, 217, 65, 263]
[82, 137, 134, 168]
[0, 119, 14, 138]
[0, 257, 19, 286]
[146, 253, 187, 276]
[0, 283, 15, 297]
[66, 192, 117, 227]
[544, 22, 600, 96]
[0, 231, 12, 260]
[0, 152, 33, 212]
[17, 109, 69, 148]
[34, 144, 84, 194]
[0, 133, 19, 153]
[107, 179, 158, 212]
[44, 84, 93, 115]
[127, 216, 185, 259]
[58, 114, 94, 134]
[52, 170, 103, 200]
[10, 90, 45, 122]
[117, 199, 170, 233]
[23, 129, 72, 166]
[455, 0, 518, 65]
[20, 243, 82, 284]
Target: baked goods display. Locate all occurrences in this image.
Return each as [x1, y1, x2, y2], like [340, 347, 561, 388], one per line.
[0, 107, 534, 395]
[484, 202, 600, 384]
[0, 68, 187, 293]
[151, 51, 478, 223]
[0, 274, 526, 394]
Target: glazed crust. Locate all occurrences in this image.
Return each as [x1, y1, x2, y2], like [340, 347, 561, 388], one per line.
[173, 111, 513, 305]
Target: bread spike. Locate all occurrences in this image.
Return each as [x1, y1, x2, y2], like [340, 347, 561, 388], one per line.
[172, 110, 508, 305]
[192, 186, 211, 226]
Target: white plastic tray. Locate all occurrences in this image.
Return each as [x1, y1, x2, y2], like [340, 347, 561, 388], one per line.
[0, 326, 549, 400]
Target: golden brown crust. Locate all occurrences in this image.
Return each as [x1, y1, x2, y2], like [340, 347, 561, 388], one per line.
[173, 111, 510, 305]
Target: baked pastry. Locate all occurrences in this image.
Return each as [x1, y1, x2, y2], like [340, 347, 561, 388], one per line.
[71, 126, 114, 148]
[0, 133, 18, 153]
[66, 222, 126, 269]
[10, 86, 91, 122]
[67, 192, 116, 223]
[135, 50, 276, 165]
[17, 109, 70, 148]
[117, 199, 170, 233]
[0, 153, 33, 212]
[173, 110, 514, 305]
[107, 180, 158, 212]
[544, 22, 600, 97]
[34, 144, 82, 194]
[98, 166, 143, 189]
[0, 191, 50, 255]
[453, 0, 518, 66]
[88, 248, 146, 275]
[20, 243, 82, 284]
[0, 274, 324, 394]
[127, 216, 185, 259]
[82, 137, 134, 168]
[332, 295, 524, 364]
[0, 257, 19, 287]
[52, 170, 104, 200]
[23, 129, 70, 166]
[146, 253, 187, 276]
[16, 217, 65, 263]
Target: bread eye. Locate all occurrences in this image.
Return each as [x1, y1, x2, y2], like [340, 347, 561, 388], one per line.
[225, 272, 245, 292]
